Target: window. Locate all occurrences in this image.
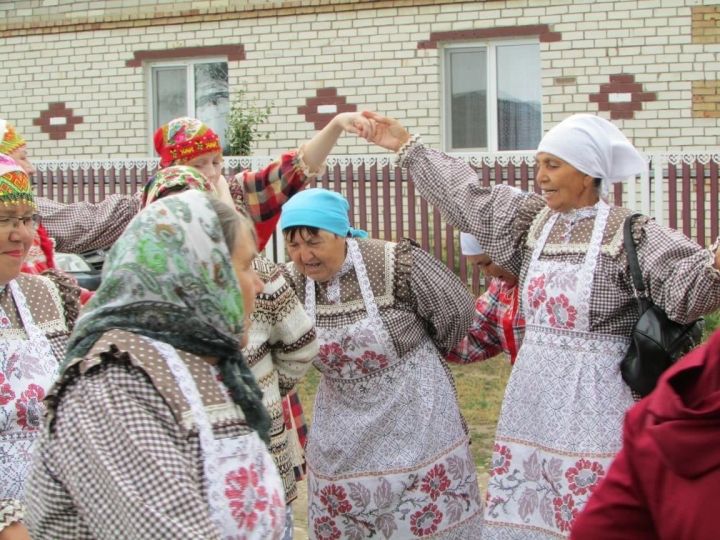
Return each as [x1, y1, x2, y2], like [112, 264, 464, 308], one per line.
[148, 59, 229, 152]
[443, 41, 542, 152]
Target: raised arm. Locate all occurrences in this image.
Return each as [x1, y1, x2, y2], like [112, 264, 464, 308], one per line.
[37, 193, 142, 254]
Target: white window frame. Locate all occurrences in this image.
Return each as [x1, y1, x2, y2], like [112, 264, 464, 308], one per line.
[145, 56, 228, 155]
[441, 38, 540, 153]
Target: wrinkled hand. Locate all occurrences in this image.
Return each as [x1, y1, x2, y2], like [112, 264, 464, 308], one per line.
[360, 111, 411, 152]
[0, 522, 31, 540]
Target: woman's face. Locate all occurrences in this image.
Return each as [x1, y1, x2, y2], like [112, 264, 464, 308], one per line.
[0, 203, 37, 285]
[285, 229, 347, 283]
[535, 152, 598, 212]
[8, 146, 35, 175]
[230, 222, 264, 348]
[469, 254, 518, 287]
[181, 151, 223, 186]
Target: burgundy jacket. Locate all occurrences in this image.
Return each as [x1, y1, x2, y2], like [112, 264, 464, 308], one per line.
[571, 329, 720, 540]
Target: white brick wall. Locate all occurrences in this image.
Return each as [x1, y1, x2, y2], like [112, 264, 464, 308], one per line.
[0, 0, 718, 158]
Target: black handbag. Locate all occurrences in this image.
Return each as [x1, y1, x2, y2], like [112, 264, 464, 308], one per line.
[619, 214, 704, 397]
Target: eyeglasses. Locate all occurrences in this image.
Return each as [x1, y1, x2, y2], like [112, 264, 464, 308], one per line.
[0, 214, 41, 232]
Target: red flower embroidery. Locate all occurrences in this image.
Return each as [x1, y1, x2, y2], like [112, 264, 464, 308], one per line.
[491, 443, 512, 476]
[527, 275, 547, 309]
[225, 464, 270, 531]
[313, 516, 341, 540]
[546, 294, 577, 329]
[319, 342, 352, 373]
[270, 489, 284, 530]
[410, 503, 444, 537]
[420, 464, 451, 501]
[319, 484, 352, 517]
[15, 383, 45, 430]
[565, 458, 606, 496]
[553, 494, 579, 533]
[353, 350, 389, 374]
[0, 373, 15, 406]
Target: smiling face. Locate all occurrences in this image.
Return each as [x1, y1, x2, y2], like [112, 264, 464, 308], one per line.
[535, 152, 599, 212]
[284, 228, 347, 283]
[0, 203, 37, 285]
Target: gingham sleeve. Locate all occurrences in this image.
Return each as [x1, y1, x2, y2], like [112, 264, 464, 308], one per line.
[401, 241, 475, 355]
[398, 140, 545, 276]
[26, 362, 222, 540]
[37, 192, 142, 253]
[635, 218, 720, 324]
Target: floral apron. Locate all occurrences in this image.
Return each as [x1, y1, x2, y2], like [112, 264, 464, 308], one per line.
[151, 339, 286, 540]
[304, 239, 483, 539]
[0, 280, 58, 501]
[483, 201, 635, 539]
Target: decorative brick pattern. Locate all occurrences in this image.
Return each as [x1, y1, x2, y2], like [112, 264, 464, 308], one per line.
[33, 103, 84, 141]
[0, 0, 718, 157]
[588, 75, 656, 121]
[692, 80, 720, 118]
[692, 6, 720, 44]
[298, 88, 357, 130]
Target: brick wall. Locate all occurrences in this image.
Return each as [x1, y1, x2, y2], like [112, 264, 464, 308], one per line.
[0, 0, 718, 159]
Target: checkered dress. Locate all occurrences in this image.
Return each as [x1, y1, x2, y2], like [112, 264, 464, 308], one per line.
[399, 141, 720, 539]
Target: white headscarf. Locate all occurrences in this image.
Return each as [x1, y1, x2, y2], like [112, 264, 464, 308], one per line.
[460, 232, 484, 256]
[537, 114, 646, 198]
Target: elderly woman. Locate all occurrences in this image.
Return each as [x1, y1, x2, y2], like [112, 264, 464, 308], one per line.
[360, 112, 720, 539]
[25, 191, 287, 539]
[280, 188, 484, 539]
[0, 156, 79, 540]
[143, 165, 318, 539]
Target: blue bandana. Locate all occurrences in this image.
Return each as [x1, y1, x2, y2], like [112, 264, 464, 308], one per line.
[281, 188, 368, 238]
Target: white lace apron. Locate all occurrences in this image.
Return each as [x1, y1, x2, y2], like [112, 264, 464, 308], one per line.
[0, 280, 58, 501]
[151, 340, 286, 540]
[304, 239, 483, 539]
[483, 202, 635, 539]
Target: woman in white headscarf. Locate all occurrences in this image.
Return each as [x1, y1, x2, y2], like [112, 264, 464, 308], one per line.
[359, 112, 720, 539]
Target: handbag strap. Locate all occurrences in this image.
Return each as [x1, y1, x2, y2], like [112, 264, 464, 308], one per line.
[623, 213, 651, 313]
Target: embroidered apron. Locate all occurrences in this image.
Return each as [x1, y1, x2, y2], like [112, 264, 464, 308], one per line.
[305, 239, 483, 539]
[152, 340, 286, 540]
[482, 202, 635, 539]
[0, 280, 58, 501]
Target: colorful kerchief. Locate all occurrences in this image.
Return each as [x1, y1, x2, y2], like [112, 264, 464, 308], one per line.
[280, 188, 368, 238]
[0, 154, 34, 208]
[0, 120, 27, 155]
[142, 165, 214, 208]
[64, 190, 271, 440]
[154, 117, 221, 168]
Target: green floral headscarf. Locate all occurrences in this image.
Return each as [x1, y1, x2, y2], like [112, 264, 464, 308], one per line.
[64, 190, 270, 441]
[142, 165, 213, 208]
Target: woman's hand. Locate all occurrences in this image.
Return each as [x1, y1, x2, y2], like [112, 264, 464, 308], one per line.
[330, 112, 374, 139]
[360, 111, 412, 152]
[0, 522, 31, 540]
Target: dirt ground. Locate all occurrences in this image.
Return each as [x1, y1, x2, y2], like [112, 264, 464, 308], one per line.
[291, 470, 490, 539]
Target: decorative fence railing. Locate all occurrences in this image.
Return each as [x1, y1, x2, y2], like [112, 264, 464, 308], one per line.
[34, 152, 720, 295]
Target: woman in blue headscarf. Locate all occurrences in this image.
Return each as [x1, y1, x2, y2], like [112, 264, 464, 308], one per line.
[280, 188, 484, 539]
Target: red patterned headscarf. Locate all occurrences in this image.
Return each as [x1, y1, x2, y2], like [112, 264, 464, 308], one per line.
[153, 117, 221, 168]
[0, 120, 27, 155]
